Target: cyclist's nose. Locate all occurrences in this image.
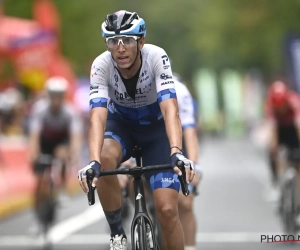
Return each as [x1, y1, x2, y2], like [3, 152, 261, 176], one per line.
[117, 42, 126, 52]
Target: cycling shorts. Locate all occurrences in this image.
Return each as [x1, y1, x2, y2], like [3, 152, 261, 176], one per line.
[277, 125, 300, 150]
[104, 114, 180, 192]
[33, 137, 69, 174]
[40, 136, 70, 155]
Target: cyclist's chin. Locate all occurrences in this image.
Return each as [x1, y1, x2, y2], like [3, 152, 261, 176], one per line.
[117, 61, 133, 69]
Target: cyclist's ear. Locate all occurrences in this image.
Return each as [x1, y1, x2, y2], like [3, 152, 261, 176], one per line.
[138, 37, 145, 50]
[104, 39, 111, 52]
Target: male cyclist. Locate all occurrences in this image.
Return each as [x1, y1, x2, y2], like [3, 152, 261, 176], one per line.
[265, 80, 300, 215]
[173, 74, 201, 250]
[77, 10, 195, 250]
[29, 76, 83, 215]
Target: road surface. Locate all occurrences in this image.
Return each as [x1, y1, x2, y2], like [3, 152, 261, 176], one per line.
[0, 137, 299, 250]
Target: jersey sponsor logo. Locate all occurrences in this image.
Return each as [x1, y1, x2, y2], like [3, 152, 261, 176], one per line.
[160, 73, 172, 80]
[114, 74, 118, 82]
[139, 70, 149, 83]
[161, 55, 170, 69]
[114, 83, 152, 100]
[90, 90, 98, 95]
[161, 178, 175, 183]
[90, 85, 99, 90]
[139, 24, 146, 33]
[91, 65, 101, 77]
[161, 80, 174, 86]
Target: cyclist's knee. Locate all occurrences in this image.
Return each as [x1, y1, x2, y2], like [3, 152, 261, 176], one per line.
[154, 189, 179, 226]
[54, 145, 69, 161]
[157, 203, 178, 225]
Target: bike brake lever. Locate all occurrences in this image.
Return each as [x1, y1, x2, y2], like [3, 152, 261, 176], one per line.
[86, 168, 96, 206]
[177, 160, 190, 197]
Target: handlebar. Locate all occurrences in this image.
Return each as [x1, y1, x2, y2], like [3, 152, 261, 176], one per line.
[86, 161, 190, 206]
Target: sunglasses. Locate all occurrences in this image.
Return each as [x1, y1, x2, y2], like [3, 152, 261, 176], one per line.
[105, 35, 139, 49]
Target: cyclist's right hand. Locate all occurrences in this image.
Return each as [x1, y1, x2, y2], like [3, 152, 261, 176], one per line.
[77, 160, 101, 193]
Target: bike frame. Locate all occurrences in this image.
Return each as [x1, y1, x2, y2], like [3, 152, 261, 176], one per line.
[130, 147, 161, 249]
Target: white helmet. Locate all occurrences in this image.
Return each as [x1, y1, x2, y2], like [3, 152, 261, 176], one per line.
[45, 76, 69, 93]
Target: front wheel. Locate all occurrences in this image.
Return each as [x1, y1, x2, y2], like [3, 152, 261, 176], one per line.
[133, 217, 148, 250]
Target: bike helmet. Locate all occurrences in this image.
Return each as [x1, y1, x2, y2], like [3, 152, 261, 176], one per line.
[101, 10, 146, 38]
[45, 76, 69, 94]
[268, 80, 288, 108]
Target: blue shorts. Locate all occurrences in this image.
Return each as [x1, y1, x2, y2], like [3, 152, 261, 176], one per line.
[104, 114, 180, 192]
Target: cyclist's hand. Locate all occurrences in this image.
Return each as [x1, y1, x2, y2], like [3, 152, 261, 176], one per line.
[191, 166, 202, 187]
[171, 153, 195, 183]
[77, 160, 101, 193]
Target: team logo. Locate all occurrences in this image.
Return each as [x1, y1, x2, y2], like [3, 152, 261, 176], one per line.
[91, 65, 101, 77]
[160, 73, 172, 80]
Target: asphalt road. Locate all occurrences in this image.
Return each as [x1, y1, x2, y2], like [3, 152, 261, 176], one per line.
[0, 137, 299, 250]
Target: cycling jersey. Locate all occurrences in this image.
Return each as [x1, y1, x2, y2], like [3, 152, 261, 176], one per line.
[89, 44, 176, 124]
[174, 81, 195, 129]
[265, 91, 300, 126]
[29, 98, 82, 154]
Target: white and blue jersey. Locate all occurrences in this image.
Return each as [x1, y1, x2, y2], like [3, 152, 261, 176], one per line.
[174, 80, 196, 130]
[89, 44, 176, 125]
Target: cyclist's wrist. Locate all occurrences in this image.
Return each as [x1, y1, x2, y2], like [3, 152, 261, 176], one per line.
[170, 146, 183, 156]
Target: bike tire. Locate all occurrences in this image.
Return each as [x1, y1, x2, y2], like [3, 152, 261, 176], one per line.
[133, 217, 148, 250]
[36, 183, 57, 235]
[281, 167, 298, 236]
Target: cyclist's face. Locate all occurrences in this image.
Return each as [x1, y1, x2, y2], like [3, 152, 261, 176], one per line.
[105, 36, 145, 68]
[49, 93, 64, 111]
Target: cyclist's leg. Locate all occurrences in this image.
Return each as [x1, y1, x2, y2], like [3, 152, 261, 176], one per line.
[178, 184, 196, 249]
[53, 143, 69, 189]
[268, 126, 280, 185]
[33, 140, 55, 211]
[97, 118, 134, 239]
[136, 124, 184, 250]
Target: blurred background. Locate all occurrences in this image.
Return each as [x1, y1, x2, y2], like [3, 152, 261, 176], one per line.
[1, 0, 300, 249]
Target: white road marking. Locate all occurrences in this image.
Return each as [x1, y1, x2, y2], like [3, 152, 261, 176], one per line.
[48, 202, 104, 244]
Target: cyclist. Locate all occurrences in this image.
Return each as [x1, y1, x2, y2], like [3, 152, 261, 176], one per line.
[77, 10, 195, 250]
[265, 80, 300, 220]
[29, 76, 83, 216]
[173, 73, 201, 250]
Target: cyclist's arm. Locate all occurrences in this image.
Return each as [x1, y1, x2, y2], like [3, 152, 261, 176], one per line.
[160, 99, 182, 155]
[289, 93, 300, 140]
[265, 100, 278, 151]
[89, 108, 107, 162]
[89, 58, 109, 163]
[69, 109, 84, 163]
[176, 83, 199, 163]
[153, 50, 182, 154]
[28, 109, 42, 162]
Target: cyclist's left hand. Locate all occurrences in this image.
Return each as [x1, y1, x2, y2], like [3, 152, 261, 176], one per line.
[171, 153, 195, 184]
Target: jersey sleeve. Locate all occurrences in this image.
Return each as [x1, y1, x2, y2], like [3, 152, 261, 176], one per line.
[89, 55, 109, 110]
[176, 82, 196, 129]
[67, 106, 83, 134]
[289, 92, 300, 125]
[264, 97, 275, 126]
[28, 99, 47, 133]
[152, 48, 176, 103]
